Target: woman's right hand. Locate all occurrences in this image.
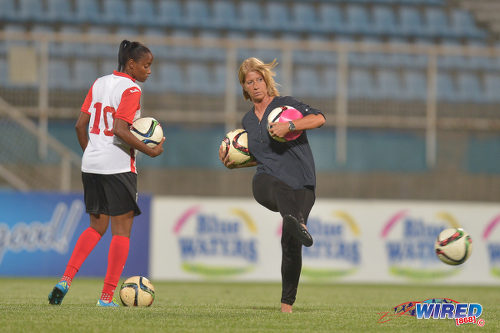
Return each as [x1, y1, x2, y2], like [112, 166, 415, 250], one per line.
[219, 143, 236, 169]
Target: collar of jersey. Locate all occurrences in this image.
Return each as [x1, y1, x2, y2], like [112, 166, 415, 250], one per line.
[113, 70, 136, 82]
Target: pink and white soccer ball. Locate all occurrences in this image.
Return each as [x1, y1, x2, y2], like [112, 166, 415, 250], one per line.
[267, 105, 304, 142]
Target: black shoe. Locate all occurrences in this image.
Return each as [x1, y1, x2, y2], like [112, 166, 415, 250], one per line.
[283, 215, 313, 247]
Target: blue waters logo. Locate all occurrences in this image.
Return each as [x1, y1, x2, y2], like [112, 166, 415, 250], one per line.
[302, 211, 361, 280]
[381, 210, 463, 280]
[172, 206, 258, 277]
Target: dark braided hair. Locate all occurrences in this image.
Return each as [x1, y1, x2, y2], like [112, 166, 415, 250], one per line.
[117, 40, 152, 72]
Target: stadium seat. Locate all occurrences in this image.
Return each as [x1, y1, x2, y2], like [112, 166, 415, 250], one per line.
[322, 68, 337, 97]
[264, 2, 291, 32]
[436, 72, 457, 102]
[239, 2, 264, 31]
[184, 0, 211, 29]
[346, 5, 372, 35]
[291, 3, 320, 34]
[349, 69, 375, 99]
[75, 0, 101, 24]
[375, 69, 402, 99]
[48, 59, 72, 89]
[212, 64, 228, 95]
[450, 9, 486, 40]
[55, 25, 85, 58]
[456, 73, 484, 103]
[198, 31, 226, 61]
[212, 0, 239, 30]
[401, 70, 427, 100]
[0, 0, 17, 23]
[398, 7, 426, 38]
[438, 40, 467, 70]
[318, 4, 346, 35]
[158, 63, 185, 93]
[186, 64, 212, 94]
[294, 67, 322, 97]
[157, 0, 183, 28]
[18, 0, 46, 23]
[170, 30, 197, 60]
[0, 58, 7, 87]
[46, 0, 75, 24]
[73, 59, 98, 89]
[424, 7, 454, 39]
[143, 28, 170, 59]
[372, 6, 398, 36]
[130, 0, 158, 27]
[85, 27, 115, 58]
[102, 0, 129, 25]
[484, 74, 500, 103]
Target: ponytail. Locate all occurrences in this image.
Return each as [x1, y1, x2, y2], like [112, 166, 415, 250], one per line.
[117, 39, 152, 72]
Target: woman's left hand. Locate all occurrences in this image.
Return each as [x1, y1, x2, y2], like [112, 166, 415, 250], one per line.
[268, 121, 290, 139]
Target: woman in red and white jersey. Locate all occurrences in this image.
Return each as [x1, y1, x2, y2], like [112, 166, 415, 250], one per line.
[48, 40, 164, 307]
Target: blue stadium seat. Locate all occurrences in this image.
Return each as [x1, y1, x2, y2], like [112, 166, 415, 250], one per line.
[322, 68, 337, 97]
[0, 58, 7, 87]
[157, 0, 183, 28]
[158, 63, 185, 93]
[184, 0, 210, 29]
[169, 30, 197, 60]
[102, 0, 129, 25]
[484, 74, 500, 103]
[212, 0, 239, 30]
[398, 7, 426, 37]
[73, 60, 98, 89]
[349, 69, 375, 99]
[264, 2, 291, 32]
[294, 67, 322, 97]
[456, 73, 484, 103]
[186, 63, 211, 94]
[101, 60, 118, 75]
[56, 25, 85, 57]
[48, 59, 72, 89]
[450, 9, 486, 39]
[212, 64, 228, 95]
[239, 2, 264, 31]
[198, 31, 226, 61]
[291, 3, 320, 34]
[424, 7, 453, 39]
[401, 71, 427, 100]
[18, 0, 46, 23]
[0, 0, 17, 23]
[85, 27, 116, 58]
[75, 0, 101, 24]
[130, 0, 158, 27]
[46, 0, 75, 24]
[375, 70, 402, 99]
[346, 5, 372, 35]
[318, 4, 346, 35]
[436, 72, 457, 102]
[372, 6, 398, 36]
[143, 28, 170, 60]
[438, 41, 467, 69]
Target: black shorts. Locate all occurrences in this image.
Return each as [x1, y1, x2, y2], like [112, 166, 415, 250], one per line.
[82, 172, 141, 217]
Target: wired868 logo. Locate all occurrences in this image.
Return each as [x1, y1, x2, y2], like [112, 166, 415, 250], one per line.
[378, 298, 485, 327]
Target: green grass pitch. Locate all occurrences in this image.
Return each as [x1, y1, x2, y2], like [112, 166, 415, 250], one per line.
[0, 278, 498, 332]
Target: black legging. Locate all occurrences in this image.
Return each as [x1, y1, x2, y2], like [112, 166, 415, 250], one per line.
[252, 172, 315, 306]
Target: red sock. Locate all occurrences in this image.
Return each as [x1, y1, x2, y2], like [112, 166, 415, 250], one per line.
[100, 235, 130, 301]
[61, 227, 101, 286]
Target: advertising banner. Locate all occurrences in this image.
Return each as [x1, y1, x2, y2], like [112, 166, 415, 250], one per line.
[0, 191, 151, 277]
[151, 197, 500, 284]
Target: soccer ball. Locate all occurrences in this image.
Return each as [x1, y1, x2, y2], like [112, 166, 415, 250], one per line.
[267, 105, 304, 142]
[221, 128, 255, 165]
[434, 228, 473, 265]
[130, 117, 163, 147]
[119, 276, 155, 307]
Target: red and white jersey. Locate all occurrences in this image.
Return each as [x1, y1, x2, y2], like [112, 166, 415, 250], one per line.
[80, 71, 142, 174]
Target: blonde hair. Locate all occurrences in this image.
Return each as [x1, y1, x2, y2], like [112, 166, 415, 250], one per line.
[238, 57, 280, 101]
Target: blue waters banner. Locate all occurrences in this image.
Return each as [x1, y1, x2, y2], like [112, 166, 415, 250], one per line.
[0, 191, 151, 277]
